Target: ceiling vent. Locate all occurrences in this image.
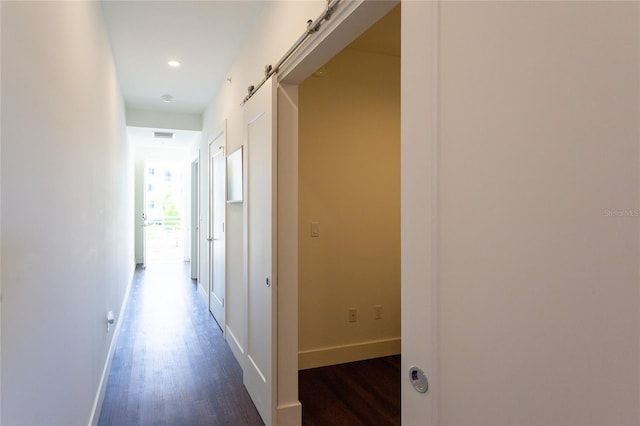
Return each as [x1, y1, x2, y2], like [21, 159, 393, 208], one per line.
[153, 131, 174, 139]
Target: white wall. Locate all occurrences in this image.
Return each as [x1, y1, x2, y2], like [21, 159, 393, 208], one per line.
[298, 47, 400, 369]
[402, 2, 640, 425]
[1, 2, 134, 425]
[127, 108, 202, 131]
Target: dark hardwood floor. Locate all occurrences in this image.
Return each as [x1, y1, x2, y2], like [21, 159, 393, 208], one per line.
[299, 355, 401, 426]
[98, 262, 263, 426]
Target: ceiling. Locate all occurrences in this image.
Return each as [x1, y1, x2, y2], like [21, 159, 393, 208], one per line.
[100, 1, 266, 115]
[347, 4, 400, 57]
[101, 1, 399, 150]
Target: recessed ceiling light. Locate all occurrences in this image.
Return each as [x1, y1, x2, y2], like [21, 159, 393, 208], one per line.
[313, 66, 328, 78]
[168, 60, 181, 68]
[161, 94, 174, 103]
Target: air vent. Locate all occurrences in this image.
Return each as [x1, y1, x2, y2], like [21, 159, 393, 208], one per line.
[153, 131, 174, 139]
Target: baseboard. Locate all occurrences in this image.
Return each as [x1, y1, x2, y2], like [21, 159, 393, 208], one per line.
[225, 324, 245, 367]
[197, 282, 207, 303]
[88, 262, 136, 426]
[276, 401, 302, 426]
[298, 337, 401, 370]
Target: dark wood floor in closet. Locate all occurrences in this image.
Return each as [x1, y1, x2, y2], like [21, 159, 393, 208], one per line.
[299, 355, 401, 426]
[98, 262, 263, 426]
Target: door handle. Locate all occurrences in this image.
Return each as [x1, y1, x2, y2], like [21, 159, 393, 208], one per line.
[206, 237, 213, 242]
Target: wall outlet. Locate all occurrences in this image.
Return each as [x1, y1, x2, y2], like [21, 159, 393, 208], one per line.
[374, 305, 383, 320]
[107, 310, 115, 333]
[349, 308, 357, 323]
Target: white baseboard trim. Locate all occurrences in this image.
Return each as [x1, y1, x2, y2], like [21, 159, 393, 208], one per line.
[298, 337, 401, 370]
[276, 401, 302, 426]
[88, 262, 136, 426]
[225, 325, 245, 368]
[197, 282, 207, 303]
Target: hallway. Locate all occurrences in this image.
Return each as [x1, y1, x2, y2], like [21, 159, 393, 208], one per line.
[98, 262, 263, 425]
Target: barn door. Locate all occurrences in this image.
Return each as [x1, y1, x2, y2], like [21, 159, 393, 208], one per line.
[243, 77, 277, 425]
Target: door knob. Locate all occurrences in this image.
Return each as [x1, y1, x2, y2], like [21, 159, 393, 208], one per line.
[206, 237, 213, 242]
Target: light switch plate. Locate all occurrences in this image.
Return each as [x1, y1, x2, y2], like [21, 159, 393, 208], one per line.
[311, 222, 320, 237]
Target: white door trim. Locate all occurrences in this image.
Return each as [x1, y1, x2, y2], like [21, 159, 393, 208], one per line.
[277, 0, 398, 85]
[400, 1, 440, 424]
[275, 82, 301, 423]
[276, 1, 399, 423]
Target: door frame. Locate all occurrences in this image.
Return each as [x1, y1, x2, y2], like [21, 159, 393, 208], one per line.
[274, 1, 400, 422]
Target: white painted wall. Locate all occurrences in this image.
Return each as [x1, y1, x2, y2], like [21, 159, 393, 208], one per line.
[402, 2, 640, 424]
[1, 2, 134, 424]
[298, 47, 400, 369]
[126, 108, 202, 132]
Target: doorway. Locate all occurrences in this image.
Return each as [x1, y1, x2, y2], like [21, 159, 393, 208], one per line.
[295, 5, 401, 422]
[131, 127, 200, 271]
[272, 1, 401, 421]
[143, 160, 187, 263]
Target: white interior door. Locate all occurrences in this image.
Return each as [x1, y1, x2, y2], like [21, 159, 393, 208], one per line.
[243, 77, 276, 425]
[208, 134, 226, 331]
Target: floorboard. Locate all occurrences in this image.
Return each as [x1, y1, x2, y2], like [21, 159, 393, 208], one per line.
[299, 355, 401, 426]
[98, 262, 263, 426]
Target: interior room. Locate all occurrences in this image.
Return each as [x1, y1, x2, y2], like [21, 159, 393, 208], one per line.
[297, 7, 401, 424]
